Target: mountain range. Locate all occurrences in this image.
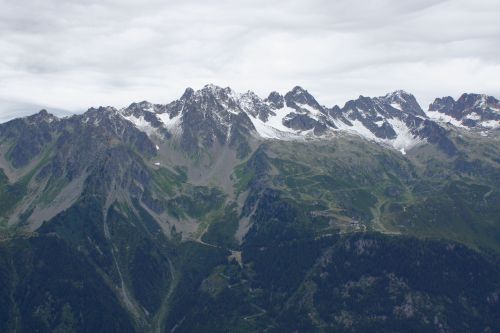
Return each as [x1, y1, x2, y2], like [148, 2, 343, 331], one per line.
[120, 85, 498, 154]
[0, 85, 499, 332]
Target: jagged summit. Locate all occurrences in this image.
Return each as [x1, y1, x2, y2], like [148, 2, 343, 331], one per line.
[265, 91, 285, 109]
[378, 90, 426, 117]
[197, 84, 234, 98]
[284, 86, 323, 111]
[26, 109, 59, 124]
[384, 89, 411, 98]
[285, 86, 313, 101]
[428, 93, 500, 129]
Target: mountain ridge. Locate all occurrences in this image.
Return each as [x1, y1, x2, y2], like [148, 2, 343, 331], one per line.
[8, 85, 496, 157]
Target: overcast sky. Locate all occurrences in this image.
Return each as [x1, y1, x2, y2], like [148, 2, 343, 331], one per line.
[1, 0, 499, 122]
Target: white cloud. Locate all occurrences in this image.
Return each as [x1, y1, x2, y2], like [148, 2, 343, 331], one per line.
[0, 0, 499, 121]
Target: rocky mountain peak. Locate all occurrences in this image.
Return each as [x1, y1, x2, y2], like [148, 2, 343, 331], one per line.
[428, 93, 500, 129]
[284, 86, 322, 110]
[36, 109, 50, 117]
[128, 100, 155, 111]
[457, 93, 499, 110]
[197, 84, 234, 99]
[83, 106, 120, 121]
[265, 91, 284, 109]
[384, 89, 410, 99]
[378, 90, 425, 117]
[180, 87, 195, 100]
[25, 109, 59, 124]
[176, 84, 235, 107]
[428, 96, 455, 112]
[238, 91, 272, 121]
[289, 85, 308, 95]
[333, 91, 461, 154]
[87, 106, 118, 113]
[178, 84, 239, 114]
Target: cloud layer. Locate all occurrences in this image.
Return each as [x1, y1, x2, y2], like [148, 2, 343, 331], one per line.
[1, 0, 499, 121]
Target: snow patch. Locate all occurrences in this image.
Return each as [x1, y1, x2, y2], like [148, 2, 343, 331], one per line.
[333, 117, 422, 152]
[334, 119, 378, 141]
[264, 106, 297, 133]
[385, 118, 422, 150]
[236, 92, 257, 114]
[465, 112, 481, 120]
[427, 110, 499, 129]
[480, 119, 500, 129]
[157, 112, 182, 136]
[475, 94, 488, 109]
[247, 105, 309, 140]
[296, 103, 322, 119]
[122, 115, 156, 135]
[426, 110, 465, 128]
[249, 116, 301, 140]
[390, 102, 402, 111]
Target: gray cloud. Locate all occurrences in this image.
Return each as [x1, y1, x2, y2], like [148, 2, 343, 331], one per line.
[0, 0, 499, 121]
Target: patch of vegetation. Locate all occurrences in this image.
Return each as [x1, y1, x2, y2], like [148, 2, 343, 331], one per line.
[170, 186, 226, 219]
[151, 166, 187, 195]
[0, 170, 26, 219]
[202, 203, 240, 249]
[233, 163, 255, 194]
